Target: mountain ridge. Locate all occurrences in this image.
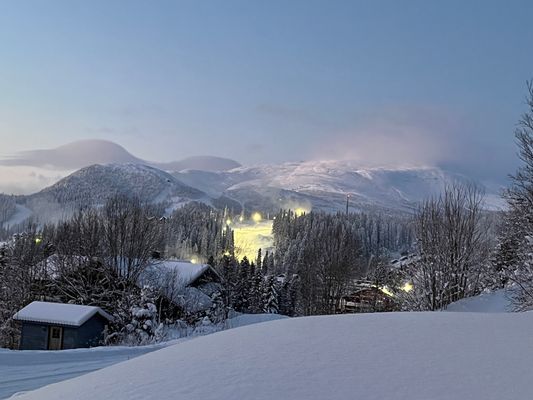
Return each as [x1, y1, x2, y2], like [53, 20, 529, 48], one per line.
[0, 139, 241, 172]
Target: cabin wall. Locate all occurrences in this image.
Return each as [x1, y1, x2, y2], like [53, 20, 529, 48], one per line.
[76, 315, 107, 348]
[62, 327, 78, 349]
[19, 315, 108, 350]
[19, 323, 48, 350]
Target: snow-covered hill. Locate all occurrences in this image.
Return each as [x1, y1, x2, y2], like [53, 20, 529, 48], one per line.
[33, 164, 204, 205]
[13, 312, 533, 400]
[0, 140, 241, 195]
[176, 160, 501, 213]
[2, 163, 247, 224]
[11, 164, 208, 223]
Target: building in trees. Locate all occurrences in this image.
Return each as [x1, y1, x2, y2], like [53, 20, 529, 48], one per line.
[139, 259, 224, 321]
[13, 301, 113, 350]
[401, 184, 491, 311]
[337, 283, 397, 313]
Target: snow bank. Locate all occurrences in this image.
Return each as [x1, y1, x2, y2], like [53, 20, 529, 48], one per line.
[223, 312, 287, 329]
[445, 290, 513, 313]
[13, 312, 533, 400]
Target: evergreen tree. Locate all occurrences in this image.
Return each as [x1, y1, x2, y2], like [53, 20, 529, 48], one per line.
[263, 275, 279, 314]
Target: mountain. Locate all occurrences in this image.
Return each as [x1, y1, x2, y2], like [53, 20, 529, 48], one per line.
[156, 156, 241, 172]
[0, 163, 244, 225]
[0, 140, 143, 169]
[0, 157, 502, 227]
[33, 163, 204, 204]
[0, 139, 241, 172]
[175, 160, 501, 214]
[12, 164, 205, 223]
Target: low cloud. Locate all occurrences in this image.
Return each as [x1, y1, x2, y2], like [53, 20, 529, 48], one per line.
[310, 106, 462, 168]
[0, 166, 69, 195]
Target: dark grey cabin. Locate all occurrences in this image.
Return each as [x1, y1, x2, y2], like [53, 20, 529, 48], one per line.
[13, 301, 113, 350]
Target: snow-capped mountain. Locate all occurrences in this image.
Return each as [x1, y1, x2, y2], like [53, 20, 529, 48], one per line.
[0, 140, 242, 195]
[6, 164, 206, 224]
[175, 160, 501, 213]
[32, 164, 204, 205]
[0, 159, 502, 227]
[0, 140, 504, 226]
[0, 163, 242, 225]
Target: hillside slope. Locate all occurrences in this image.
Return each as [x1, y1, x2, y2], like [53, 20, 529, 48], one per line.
[14, 312, 533, 400]
[176, 160, 501, 213]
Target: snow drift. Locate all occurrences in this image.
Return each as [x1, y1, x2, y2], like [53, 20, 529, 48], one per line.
[13, 312, 533, 400]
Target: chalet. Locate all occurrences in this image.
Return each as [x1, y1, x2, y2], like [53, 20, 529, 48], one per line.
[13, 301, 113, 350]
[140, 260, 223, 317]
[337, 284, 397, 313]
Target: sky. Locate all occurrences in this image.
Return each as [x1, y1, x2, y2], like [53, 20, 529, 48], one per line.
[1, 0, 533, 184]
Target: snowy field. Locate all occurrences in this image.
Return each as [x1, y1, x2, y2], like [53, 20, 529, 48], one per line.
[0, 313, 286, 399]
[9, 308, 533, 400]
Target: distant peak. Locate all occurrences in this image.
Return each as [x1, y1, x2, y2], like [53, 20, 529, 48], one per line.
[0, 139, 241, 172]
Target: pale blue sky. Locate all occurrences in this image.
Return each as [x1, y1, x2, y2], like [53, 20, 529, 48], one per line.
[1, 0, 532, 182]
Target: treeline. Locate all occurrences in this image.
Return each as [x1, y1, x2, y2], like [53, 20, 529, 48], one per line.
[0, 198, 233, 348]
[0, 194, 16, 225]
[270, 210, 413, 315]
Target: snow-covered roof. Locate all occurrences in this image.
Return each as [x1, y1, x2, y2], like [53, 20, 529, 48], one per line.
[139, 260, 220, 305]
[142, 260, 214, 288]
[13, 301, 113, 327]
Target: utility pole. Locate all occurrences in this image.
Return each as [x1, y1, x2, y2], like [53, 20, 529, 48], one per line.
[346, 194, 350, 215]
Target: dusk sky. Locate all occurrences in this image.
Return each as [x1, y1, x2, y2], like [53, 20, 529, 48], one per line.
[1, 0, 533, 183]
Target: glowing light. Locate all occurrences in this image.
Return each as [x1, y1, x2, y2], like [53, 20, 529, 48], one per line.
[233, 220, 273, 260]
[401, 282, 414, 292]
[380, 286, 394, 297]
[252, 212, 262, 223]
[190, 258, 198, 264]
[239, 215, 244, 222]
[294, 208, 307, 217]
[35, 238, 42, 244]
[226, 218, 232, 225]
[224, 251, 231, 256]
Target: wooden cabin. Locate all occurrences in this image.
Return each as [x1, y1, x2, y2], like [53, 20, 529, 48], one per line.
[338, 286, 396, 313]
[13, 301, 113, 350]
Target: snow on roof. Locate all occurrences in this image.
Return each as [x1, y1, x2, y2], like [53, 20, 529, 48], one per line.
[142, 260, 212, 288]
[13, 301, 113, 327]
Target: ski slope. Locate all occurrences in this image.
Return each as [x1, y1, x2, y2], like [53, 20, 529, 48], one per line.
[12, 312, 533, 400]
